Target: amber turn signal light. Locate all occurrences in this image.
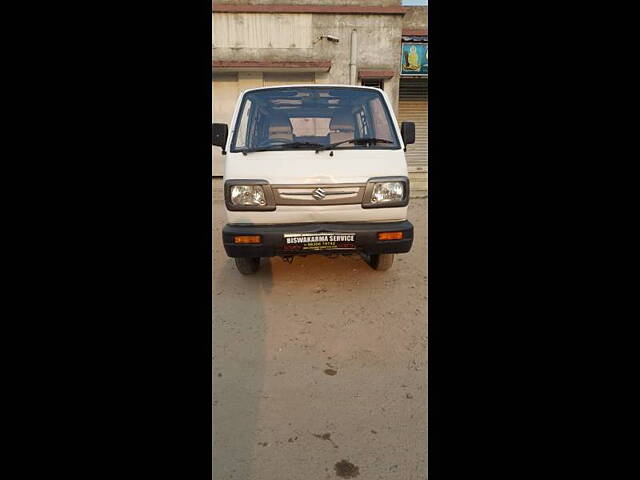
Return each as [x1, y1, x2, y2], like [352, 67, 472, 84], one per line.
[378, 231, 403, 241]
[234, 235, 261, 244]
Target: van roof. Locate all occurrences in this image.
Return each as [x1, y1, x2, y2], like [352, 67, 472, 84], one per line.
[240, 84, 383, 94]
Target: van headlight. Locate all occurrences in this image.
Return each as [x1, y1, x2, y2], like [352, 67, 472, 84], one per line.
[371, 182, 404, 204]
[362, 177, 410, 208]
[230, 185, 266, 206]
[225, 180, 276, 211]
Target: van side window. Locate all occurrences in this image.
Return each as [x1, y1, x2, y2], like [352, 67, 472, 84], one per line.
[268, 115, 293, 141]
[355, 109, 369, 138]
[329, 113, 355, 145]
[368, 97, 393, 141]
[234, 99, 252, 149]
[290, 118, 331, 138]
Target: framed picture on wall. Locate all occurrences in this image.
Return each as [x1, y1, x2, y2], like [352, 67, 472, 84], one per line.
[401, 42, 428, 76]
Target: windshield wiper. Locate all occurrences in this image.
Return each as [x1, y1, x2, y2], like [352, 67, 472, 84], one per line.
[315, 137, 394, 152]
[241, 141, 325, 155]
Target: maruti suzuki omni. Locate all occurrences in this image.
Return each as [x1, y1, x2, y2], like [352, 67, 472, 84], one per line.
[212, 85, 415, 274]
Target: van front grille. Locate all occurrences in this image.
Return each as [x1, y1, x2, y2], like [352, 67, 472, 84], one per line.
[272, 183, 366, 206]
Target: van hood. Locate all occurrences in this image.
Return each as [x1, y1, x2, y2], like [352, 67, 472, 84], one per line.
[223, 148, 408, 185]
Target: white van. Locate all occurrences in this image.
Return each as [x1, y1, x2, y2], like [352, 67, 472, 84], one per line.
[212, 85, 415, 274]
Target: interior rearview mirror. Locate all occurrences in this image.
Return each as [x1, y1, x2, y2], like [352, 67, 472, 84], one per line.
[400, 122, 415, 146]
[212, 123, 228, 152]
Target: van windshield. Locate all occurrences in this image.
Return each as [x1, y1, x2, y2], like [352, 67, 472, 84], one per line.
[230, 87, 401, 153]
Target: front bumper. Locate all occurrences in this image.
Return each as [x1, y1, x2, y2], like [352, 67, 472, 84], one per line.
[222, 221, 414, 258]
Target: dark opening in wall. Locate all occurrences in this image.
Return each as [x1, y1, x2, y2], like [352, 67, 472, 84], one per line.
[361, 78, 384, 90]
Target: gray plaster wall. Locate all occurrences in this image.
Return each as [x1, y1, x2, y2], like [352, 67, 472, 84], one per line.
[313, 14, 403, 113]
[213, 12, 403, 112]
[402, 6, 427, 30]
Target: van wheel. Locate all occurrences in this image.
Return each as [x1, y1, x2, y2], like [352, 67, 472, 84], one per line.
[235, 257, 260, 275]
[369, 253, 394, 271]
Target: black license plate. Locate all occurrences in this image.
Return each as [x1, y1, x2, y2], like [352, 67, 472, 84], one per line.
[282, 233, 357, 252]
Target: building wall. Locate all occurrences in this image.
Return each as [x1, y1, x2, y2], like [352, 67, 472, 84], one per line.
[213, 13, 313, 49]
[402, 6, 427, 30]
[213, 13, 403, 112]
[399, 6, 427, 191]
[312, 14, 403, 113]
[212, 2, 412, 177]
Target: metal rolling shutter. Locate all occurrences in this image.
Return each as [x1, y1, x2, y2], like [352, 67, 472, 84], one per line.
[398, 79, 428, 172]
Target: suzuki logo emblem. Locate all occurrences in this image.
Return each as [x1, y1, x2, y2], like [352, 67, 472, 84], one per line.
[312, 188, 326, 200]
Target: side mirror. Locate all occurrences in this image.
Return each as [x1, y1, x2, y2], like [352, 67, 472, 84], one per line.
[401, 122, 415, 147]
[212, 123, 228, 153]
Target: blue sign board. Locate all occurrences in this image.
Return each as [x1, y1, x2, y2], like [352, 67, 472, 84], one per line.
[401, 43, 428, 76]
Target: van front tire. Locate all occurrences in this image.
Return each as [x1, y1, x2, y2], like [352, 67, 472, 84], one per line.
[369, 253, 394, 271]
[235, 257, 260, 275]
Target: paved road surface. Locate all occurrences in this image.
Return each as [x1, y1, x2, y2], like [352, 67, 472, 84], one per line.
[213, 197, 427, 480]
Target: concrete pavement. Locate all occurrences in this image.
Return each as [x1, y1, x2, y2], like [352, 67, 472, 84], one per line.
[212, 195, 427, 480]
